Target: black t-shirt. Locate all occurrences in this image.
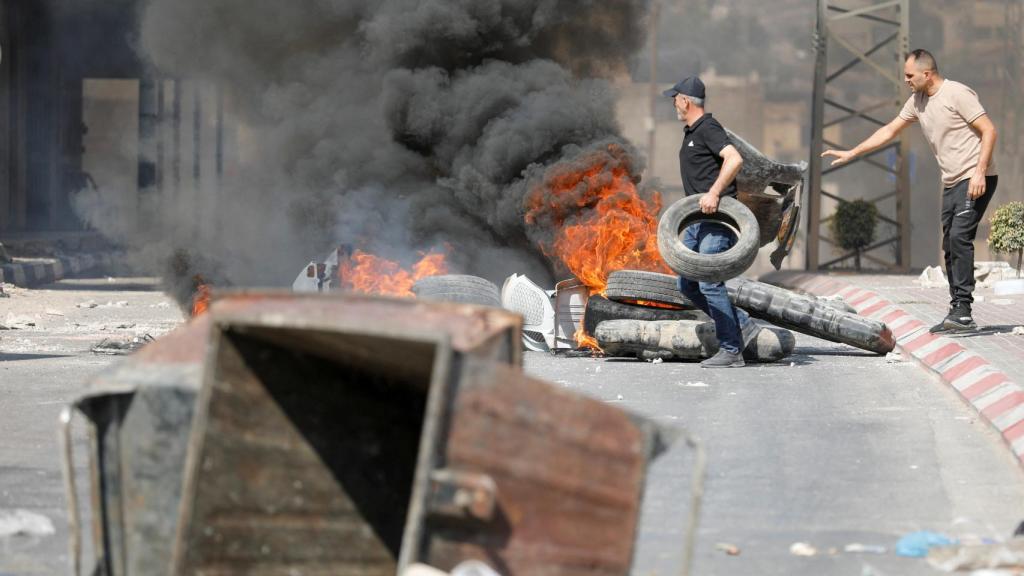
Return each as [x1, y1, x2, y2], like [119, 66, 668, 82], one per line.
[679, 113, 738, 198]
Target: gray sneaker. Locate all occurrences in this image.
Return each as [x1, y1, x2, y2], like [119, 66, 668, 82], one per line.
[701, 348, 745, 368]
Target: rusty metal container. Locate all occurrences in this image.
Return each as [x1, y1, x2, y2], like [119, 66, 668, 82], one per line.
[62, 291, 677, 576]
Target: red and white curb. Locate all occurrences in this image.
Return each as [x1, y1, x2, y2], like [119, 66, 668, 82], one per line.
[764, 272, 1024, 465]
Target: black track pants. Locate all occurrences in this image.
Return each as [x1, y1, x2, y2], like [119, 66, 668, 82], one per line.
[941, 175, 997, 307]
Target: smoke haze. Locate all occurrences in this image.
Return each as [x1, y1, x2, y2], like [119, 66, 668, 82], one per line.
[74, 0, 654, 291]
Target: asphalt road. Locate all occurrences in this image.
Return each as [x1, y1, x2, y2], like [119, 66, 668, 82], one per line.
[525, 335, 1024, 576]
[1, 277, 1023, 575]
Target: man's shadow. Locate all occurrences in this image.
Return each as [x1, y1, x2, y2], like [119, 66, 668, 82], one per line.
[946, 324, 1020, 338]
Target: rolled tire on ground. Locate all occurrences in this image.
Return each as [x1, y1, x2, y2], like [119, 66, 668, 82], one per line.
[742, 325, 796, 363]
[412, 274, 501, 307]
[584, 296, 710, 337]
[605, 270, 697, 309]
[595, 319, 718, 361]
[726, 278, 895, 354]
[657, 195, 761, 282]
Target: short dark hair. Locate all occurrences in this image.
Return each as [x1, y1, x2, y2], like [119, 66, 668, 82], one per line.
[907, 49, 938, 73]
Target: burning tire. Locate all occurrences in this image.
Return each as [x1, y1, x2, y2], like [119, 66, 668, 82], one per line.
[726, 278, 895, 354]
[657, 195, 760, 282]
[412, 275, 502, 307]
[584, 295, 709, 337]
[605, 270, 695, 308]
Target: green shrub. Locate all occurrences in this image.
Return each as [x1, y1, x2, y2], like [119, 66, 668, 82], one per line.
[988, 201, 1024, 278]
[830, 199, 878, 270]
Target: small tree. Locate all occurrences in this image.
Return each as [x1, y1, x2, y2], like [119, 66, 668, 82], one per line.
[988, 201, 1024, 278]
[830, 199, 878, 271]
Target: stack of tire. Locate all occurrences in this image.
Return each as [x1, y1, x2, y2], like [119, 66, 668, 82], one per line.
[588, 193, 895, 362]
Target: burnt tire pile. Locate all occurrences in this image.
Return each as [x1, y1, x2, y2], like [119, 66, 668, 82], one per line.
[584, 190, 895, 363]
[588, 269, 894, 362]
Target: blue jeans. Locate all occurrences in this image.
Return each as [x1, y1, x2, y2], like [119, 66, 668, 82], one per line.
[678, 222, 750, 354]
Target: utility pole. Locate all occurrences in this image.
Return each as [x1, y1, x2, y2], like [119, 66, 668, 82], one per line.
[808, 0, 911, 272]
[647, 0, 661, 178]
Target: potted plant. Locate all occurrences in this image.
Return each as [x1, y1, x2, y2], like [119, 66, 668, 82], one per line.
[830, 199, 878, 271]
[988, 201, 1024, 294]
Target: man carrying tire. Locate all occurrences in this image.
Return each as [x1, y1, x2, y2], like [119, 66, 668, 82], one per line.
[665, 76, 758, 368]
[822, 49, 998, 334]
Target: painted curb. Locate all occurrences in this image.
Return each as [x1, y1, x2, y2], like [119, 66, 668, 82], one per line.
[763, 271, 1024, 466]
[0, 254, 110, 288]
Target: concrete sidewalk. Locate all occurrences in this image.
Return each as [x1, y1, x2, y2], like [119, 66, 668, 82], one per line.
[763, 270, 1024, 467]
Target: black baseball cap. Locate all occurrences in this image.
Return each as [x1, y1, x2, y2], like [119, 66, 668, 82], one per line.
[663, 76, 706, 99]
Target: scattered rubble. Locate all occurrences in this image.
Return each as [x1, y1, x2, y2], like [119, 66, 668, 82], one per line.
[927, 539, 1024, 572]
[1, 314, 36, 329]
[917, 265, 949, 288]
[716, 542, 741, 555]
[0, 509, 55, 538]
[90, 334, 154, 355]
[845, 543, 887, 554]
[789, 542, 818, 556]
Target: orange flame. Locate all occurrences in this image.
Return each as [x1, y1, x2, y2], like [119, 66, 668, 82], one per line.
[575, 326, 603, 352]
[525, 144, 669, 296]
[339, 249, 449, 297]
[191, 283, 212, 317]
[525, 144, 669, 348]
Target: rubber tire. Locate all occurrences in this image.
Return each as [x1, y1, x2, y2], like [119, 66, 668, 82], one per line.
[605, 270, 696, 308]
[657, 195, 761, 282]
[726, 278, 895, 354]
[412, 274, 501, 307]
[584, 296, 710, 337]
[595, 319, 717, 360]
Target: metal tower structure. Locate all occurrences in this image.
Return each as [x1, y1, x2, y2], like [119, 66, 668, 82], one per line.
[808, 0, 911, 271]
[1000, 0, 1023, 198]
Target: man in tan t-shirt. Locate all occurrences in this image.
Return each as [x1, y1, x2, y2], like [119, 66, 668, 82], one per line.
[822, 49, 998, 333]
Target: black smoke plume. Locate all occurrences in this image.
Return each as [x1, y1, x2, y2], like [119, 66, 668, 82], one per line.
[79, 0, 657, 292]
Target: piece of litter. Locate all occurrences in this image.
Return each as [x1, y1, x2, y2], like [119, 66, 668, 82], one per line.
[77, 301, 98, 309]
[845, 543, 887, 554]
[0, 509, 56, 538]
[44, 309, 65, 317]
[106, 277, 115, 283]
[790, 542, 817, 556]
[1012, 326, 1024, 336]
[595, 365, 602, 373]
[615, 394, 624, 400]
[651, 357, 663, 364]
[91, 334, 155, 355]
[885, 352, 903, 363]
[789, 362, 795, 367]
[715, 542, 741, 555]
[895, 530, 954, 557]
[150, 302, 171, 309]
[682, 381, 709, 388]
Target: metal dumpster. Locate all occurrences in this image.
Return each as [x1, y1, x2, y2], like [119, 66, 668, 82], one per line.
[62, 291, 678, 576]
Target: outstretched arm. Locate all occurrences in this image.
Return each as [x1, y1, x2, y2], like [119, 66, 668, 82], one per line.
[821, 117, 912, 167]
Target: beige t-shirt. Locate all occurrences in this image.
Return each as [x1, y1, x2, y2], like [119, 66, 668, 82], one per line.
[899, 79, 996, 187]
